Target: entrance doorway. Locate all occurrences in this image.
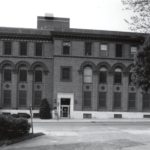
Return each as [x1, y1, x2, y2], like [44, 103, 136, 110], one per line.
[57, 93, 74, 119]
[60, 98, 70, 118]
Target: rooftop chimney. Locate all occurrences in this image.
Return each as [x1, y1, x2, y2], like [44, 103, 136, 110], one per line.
[37, 14, 70, 31]
[45, 13, 54, 18]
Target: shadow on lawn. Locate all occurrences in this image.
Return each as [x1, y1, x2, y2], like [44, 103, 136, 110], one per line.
[0, 132, 44, 147]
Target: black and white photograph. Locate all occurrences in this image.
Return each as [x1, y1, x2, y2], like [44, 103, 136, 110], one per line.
[0, 0, 150, 149]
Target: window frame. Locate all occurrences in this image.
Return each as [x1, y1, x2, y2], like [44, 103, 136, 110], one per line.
[142, 93, 150, 111]
[34, 69, 43, 83]
[113, 92, 122, 110]
[100, 43, 108, 57]
[33, 90, 42, 107]
[3, 90, 11, 107]
[130, 45, 138, 58]
[99, 67, 107, 84]
[35, 42, 43, 56]
[60, 66, 72, 82]
[83, 91, 92, 108]
[83, 66, 93, 83]
[114, 68, 122, 84]
[19, 69, 27, 82]
[128, 93, 136, 110]
[98, 92, 107, 109]
[84, 41, 92, 56]
[115, 43, 123, 58]
[18, 90, 27, 107]
[62, 41, 71, 55]
[3, 41, 12, 55]
[3, 68, 12, 82]
[19, 41, 28, 56]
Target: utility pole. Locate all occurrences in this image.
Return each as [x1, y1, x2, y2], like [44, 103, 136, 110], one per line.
[29, 105, 34, 134]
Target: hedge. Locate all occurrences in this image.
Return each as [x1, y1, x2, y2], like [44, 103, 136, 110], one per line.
[0, 114, 30, 140]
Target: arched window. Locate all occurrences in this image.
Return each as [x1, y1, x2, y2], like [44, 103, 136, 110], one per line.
[3, 66, 12, 82]
[114, 68, 122, 84]
[34, 67, 43, 83]
[99, 67, 107, 83]
[83, 67, 92, 83]
[19, 66, 27, 82]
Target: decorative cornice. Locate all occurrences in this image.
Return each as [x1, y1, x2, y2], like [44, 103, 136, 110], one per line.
[51, 31, 145, 43]
[0, 32, 52, 41]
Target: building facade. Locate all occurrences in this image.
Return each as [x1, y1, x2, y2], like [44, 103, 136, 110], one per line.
[0, 15, 149, 119]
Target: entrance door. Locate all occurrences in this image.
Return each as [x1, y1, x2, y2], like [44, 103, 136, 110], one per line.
[60, 98, 70, 118]
[57, 93, 74, 119]
[61, 105, 70, 118]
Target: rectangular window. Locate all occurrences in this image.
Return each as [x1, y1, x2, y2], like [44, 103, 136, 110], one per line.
[18, 90, 27, 107]
[61, 67, 71, 81]
[4, 41, 12, 55]
[143, 93, 150, 111]
[4, 69, 11, 82]
[113, 92, 121, 109]
[35, 42, 42, 56]
[62, 41, 70, 55]
[128, 93, 136, 110]
[83, 91, 91, 108]
[100, 44, 108, 56]
[116, 44, 122, 57]
[130, 46, 137, 58]
[99, 92, 106, 109]
[33, 91, 42, 107]
[20, 42, 27, 56]
[34, 70, 42, 82]
[19, 70, 27, 82]
[85, 42, 92, 56]
[3, 90, 11, 107]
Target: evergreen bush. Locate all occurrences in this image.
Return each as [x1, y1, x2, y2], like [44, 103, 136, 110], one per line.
[39, 98, 51, 119]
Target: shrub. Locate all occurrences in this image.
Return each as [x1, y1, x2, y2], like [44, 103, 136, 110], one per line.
[0, 114, 30, 140]
[39, 98, 51, 119]
[18, 113, 31, 119]
[11, 114, 19, 118]
[11, 113, 31, 119]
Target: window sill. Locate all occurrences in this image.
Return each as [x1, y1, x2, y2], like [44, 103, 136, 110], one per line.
[60, 79, 72, 82]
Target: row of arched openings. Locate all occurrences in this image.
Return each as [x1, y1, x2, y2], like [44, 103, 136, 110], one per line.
[79, 61, 133, 85]
[0, 61, 49, 82]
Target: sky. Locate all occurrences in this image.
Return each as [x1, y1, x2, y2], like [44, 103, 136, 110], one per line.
[0, 0, 131, 32]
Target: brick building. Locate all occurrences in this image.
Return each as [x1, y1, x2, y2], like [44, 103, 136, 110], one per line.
[0, 15, 149, 119]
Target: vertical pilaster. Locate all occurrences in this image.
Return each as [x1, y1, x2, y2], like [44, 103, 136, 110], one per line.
[12, 71, 17, 109]
[76, 74, 83, 111]
[92, 73, 98, 111]
[42, 73, 46, 99]
[27, 72, 33, 107]
[122, 74, 128, 111]
[107, 73, 113, 111]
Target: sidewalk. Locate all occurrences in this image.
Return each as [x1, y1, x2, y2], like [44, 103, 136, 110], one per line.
[31, 118, 150, 123]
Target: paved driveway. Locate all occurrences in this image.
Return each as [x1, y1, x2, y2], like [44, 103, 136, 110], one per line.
[2, 122, 150, 150]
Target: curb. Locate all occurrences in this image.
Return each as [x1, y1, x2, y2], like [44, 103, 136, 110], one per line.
[31, 119, 150, 123]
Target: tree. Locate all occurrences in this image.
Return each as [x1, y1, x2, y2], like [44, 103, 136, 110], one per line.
[39, 98, 51, 119]
[132, 35, 150, 92]
[122, 0, 150, 92]
[122, 0, 150, 33]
